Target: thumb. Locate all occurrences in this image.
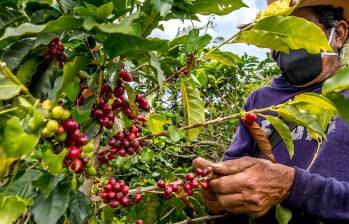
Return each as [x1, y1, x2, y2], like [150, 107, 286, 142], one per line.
[192, 157, 214, 170]
[212, 156, 256, 176]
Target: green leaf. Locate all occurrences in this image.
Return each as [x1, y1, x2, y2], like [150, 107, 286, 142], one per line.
[276, 204, 292, 224]
[124, 82, 138, 116]
[2, 38, 35, 70]
[105, 34, 168, 57]
[42, 149, 67, 175]
[149, 52, 165, 90]
[68, 191, 89, 224]
[127, 194, 160, 223]
[257, 0, 300, 21]
[2, 116, 39, 157]
[184, 29, 199, 53]
[72, 97, 95, 124]
[265, 115, 294, 159]
[105, 63, 120, 91]
[16, 57, 40, 85]
[32, 179, 71, 224]
[205, 50, 240, 66]
[81, 118, 100, 139]
[323, 66, 349, 95]
[235, 16, 332, 54]
[0, 71, 21, 100]
[147, 113, 171, 135]
[151, 0, 173, 17]
[181, 80, 205, 140]
[188, 0, 246, 16]
[326, 93, 349, 124]
[96, 2, 113, 20]
[64, 78, 80, 102]
[167, 125, 185, 143]
[83, 11, 140, 34]
[34, 173, 65, 198]
[5, 169, 43, 198]
[53, 56, 90, 102]
[0, 23, 44, 41]
[0, 195, 32, 224]
[140, 148, 155, 161]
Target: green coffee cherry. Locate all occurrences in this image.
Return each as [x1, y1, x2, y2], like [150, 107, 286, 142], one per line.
[61, 110, 71, 120]
[51, 106, 64, 119]
[42, 127, 55, 138]
[46, 120, 59, 132]
[56, 132, 67, 142]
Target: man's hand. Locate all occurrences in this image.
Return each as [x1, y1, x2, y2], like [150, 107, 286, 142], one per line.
[192, 157, 225, 214]
[208, 156, 295, 217]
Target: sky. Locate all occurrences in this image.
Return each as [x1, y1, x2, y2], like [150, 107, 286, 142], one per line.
[150, 0, 268, 58]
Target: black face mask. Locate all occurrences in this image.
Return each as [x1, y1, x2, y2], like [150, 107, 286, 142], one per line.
[276, 49, 323, 86]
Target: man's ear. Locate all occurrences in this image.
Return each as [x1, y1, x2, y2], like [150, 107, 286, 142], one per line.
[333, 20, 349, 51]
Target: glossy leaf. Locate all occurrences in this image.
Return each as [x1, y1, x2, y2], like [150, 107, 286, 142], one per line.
[124, 83, 138, 116]
[32, 179, 71, 224]
[0, 71, 21, 100]
[188, 0, 246, 16]
[96, 2, 113, 20]
[105, 34, 168, 57]
[167, 125, 185, 143]
[68, 191, 89, 224]
[34, 173, 65, 198]
[151, 0, 173, 17]
[265, 115, 294, 159]
[53, 56, 90, 102]
[326, 93, 349, 124]
[5, 169, 43, 198]
[105, 63, 120, 91]
[81, 118, 100, 139]
[149, 52, 165, 90]
[0, 195, 32, 224]
[126, 194, 160, 223]
[276, 204, 292, 224]
[181, 80, 205, 140]
[2, 116, 39, 157]
[140, 148, 155, 161]
[235, 16, 332, 54]
[83, 11, 140, 34]
[42, 149, 67, 175]
[323, 66, 349, 95]
[64, 78, 80, 102]
[205, 50, 241, 66]
[72, 97, 95, 124]
[16, 57, 40, 85]
[257, 0, 300, 21]
[1, 38, 35, 70]
[147, 113, 171, 135]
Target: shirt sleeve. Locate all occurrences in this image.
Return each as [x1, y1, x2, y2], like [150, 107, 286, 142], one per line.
[285, 167, 349, 221]
[223, 92, 256, 160]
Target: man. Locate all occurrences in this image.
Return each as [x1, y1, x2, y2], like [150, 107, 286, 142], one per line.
[193, 0, 349, 223]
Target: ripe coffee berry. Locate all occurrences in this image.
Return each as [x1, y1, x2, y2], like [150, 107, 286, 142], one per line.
[110, 200, 119, 208]
[201, 181, 209, 190]
[103, 184, 113, 192]
[134, 194, 142, 203]
[190, 180, 200, 189]
[170, 183, 179, 192]
[186, 173, 195, 181]
[119, 69, 133, 82]
[157, 180, 166, 188]
[195, 168, 203, 176]
[135, 220, 144, 224]
[120, 197, 131, 207]
[244, 112, 257, 126]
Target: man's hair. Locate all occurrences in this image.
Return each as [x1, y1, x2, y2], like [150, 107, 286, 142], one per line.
[311, 5, 346, 29]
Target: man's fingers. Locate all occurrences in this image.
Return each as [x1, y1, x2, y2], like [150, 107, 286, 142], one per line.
[209, 173, 248, 194]
[192, 157, 214, 170]
[212, 156, 256, 176]
[199, 188, 218, 201]
[216, 193, 245, 208]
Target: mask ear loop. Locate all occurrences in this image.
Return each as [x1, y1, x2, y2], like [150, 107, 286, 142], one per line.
[321, 27, 338, 57]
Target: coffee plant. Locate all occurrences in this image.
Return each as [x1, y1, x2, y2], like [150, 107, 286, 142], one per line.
[1, 0, 349, 223]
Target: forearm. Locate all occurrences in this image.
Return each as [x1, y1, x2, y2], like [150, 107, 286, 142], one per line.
[285, 168, 349, 221]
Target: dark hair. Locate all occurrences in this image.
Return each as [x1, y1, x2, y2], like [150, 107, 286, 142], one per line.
[312, 5, 346, 29]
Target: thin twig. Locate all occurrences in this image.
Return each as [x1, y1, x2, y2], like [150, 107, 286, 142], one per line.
[174, 214, 228, 224]
[144, 72, 178, 97]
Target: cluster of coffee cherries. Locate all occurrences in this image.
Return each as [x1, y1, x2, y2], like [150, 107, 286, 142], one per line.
[91, 98, 115, 129]
[100, 178, 143, 209]
[243, 112, 258, 126]
[157, 168, 210, 199]
[98, 124, 146, 163]
[41, 101, 95, 175]
[43, 37, 67, 68]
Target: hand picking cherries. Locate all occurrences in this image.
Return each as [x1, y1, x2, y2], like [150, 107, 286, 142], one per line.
[157, 168, 210, 199]
[243, 112, 258, 126]
[98, 124, 146, 163]
[43, 37, 67, 68]
[100, 178, 142, 208]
